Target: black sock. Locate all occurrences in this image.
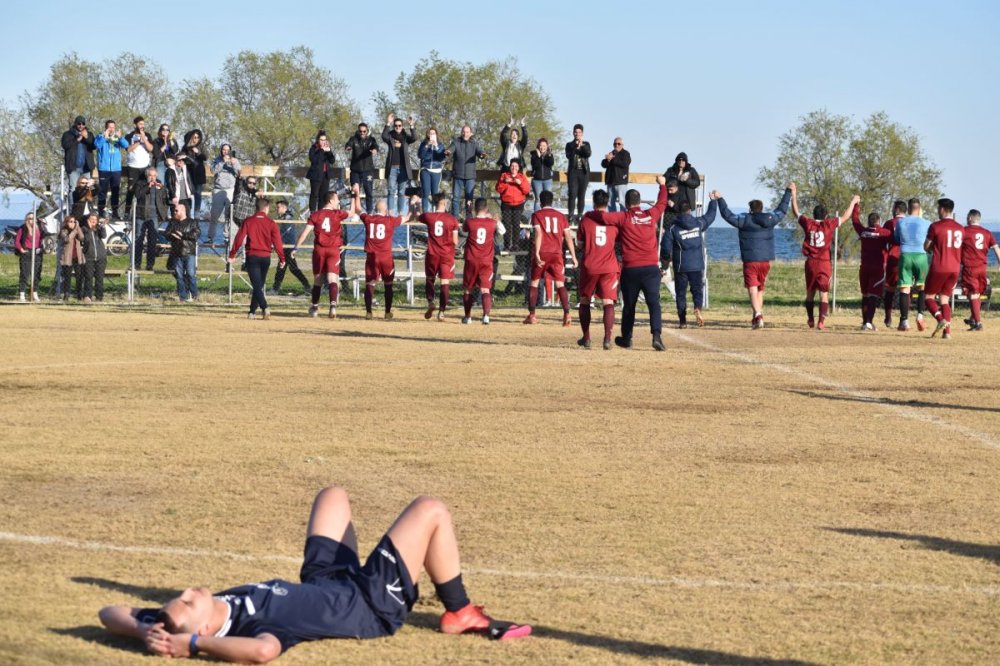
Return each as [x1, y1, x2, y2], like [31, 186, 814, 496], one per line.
[916, 289, 925, 314]
[434, 574, 470, 613]
[900, 292, 910, 321]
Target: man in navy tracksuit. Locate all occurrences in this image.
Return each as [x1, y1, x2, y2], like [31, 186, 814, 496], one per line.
[717, 185, 792, 329]
[661, 195, 718, 328]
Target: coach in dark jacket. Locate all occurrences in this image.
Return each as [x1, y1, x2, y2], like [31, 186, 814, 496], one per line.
[661, 197, 718, 328]
[664, 152, 701, 212]
[62, 116, 97, 191]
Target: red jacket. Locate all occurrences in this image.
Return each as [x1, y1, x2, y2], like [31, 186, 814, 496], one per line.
[230, 212, 285, 262]
[594, 185, 668, 268]
[496, 172, 531, 206]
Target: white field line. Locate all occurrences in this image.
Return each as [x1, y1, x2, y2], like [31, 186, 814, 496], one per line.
[665, 330, 1000, 451]
[2, 531, 997, 597]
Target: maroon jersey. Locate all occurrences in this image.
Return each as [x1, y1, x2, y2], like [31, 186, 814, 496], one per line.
[593, 185, 668, 268]
[531, 208, 570, 256]
[883, 216, 902, 259]
[798, 216, 839, 261]
[463, 216, 498, 265]
[926, 218, 964, 273]
[308, 209, 348, 248]
[961, 226, 997, 270]
[418, 212, 459, 257]
[851, 207, 892, 268]
[360, 214, 401, 254]
[577, 211, 619, 275]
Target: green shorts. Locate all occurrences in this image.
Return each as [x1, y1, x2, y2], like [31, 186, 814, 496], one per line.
[898, 252, 929, 287]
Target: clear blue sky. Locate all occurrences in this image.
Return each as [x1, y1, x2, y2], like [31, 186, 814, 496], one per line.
[3, 0, 998, 218]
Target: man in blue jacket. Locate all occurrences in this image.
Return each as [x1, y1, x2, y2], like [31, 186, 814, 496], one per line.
[661, 194, 718, 328]
[94, 120, 129, 219]
[717, 184, 793, 329]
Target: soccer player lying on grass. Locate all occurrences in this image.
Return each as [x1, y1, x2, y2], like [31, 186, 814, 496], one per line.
[97, 486, 531, 662]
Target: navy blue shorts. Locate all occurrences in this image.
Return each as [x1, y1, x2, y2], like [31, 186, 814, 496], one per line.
[301, 534, 418, 635]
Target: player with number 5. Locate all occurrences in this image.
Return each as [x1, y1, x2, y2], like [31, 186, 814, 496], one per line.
[790, 183, 859, 330]
[923, 198, 965, 339]
[355, 190, 403, 319]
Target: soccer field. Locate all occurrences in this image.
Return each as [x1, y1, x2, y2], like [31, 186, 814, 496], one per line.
[1, 303, 998, 665]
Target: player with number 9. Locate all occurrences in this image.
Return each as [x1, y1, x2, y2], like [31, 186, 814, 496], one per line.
[411, 193, 460, 320]
[295, 190, 355, 318]
[355, 190, 403, 320]
[791, 184, 859, 330]
[922, 198, 965, 339]
[461, 198, 505, 325]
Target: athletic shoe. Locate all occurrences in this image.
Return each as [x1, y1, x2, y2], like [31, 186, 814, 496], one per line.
[437, 311, 446, 321]
[916, 314, 926, 331]
[328, 305, 337, 320]
[678, 322, 687, 329]
[817, 318, 826, 331]
[652, 335, 665, 351]
[751, 314, 764, 330]
[603, 338, 612, 350]
[461, 317, 472, 325]
[424, 304, 436, 319]
[884, 315, 892, 328]
[862, 322, 874, 331]
[523, 313, 537, 325]
[695, 310, 705, 327]
[365, 311, 374, 320]
[19, 292, 26, 303]
[384, 311, 393, 320]
[482, 315, 490, 325]
[262, 309, 272, 320]
[931, 318, 946, 338]
[247, 312, 256, 320]
[963, 317, 974, 327]
[897, 320, 909, 332]
[562, 312, 572, 327]
[807, 318, 815, 329]
[32, 292, 40, 302]
[970, 321, 983, 332]
[577, 337, 592, 349]
[439, 603, 531, 640]
[942, 326, 952, 340]
[185, 297, 194, 303]
[614, 336, 632, 349]
[309, 305, 319, 318]
[83, 296, 92, 304]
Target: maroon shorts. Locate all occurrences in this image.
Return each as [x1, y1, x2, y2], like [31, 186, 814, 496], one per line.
[530, 252, 566, 282]
[365, 252, 395, 283]
[961, 268, 987, 296]
[424, 252, 455, 280]
[924, 270, 959, 296]
[462, 260, 493, 291]
[743, 261, 771, 290]
[577, 270, 618, 301]
[804, 259, 832, 293]
[312, 246, 341, 275]
[884, 255, 899, 291]
[859, 265, 886, 297]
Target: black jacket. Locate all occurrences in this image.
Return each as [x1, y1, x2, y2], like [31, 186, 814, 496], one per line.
[80, 223, 108, 262]
[181, 130, 208, 186]
[131, 180, 170, 220]
[664, 163, 701, 210]
[565, 140, 592, 173]
[71, 184, 98, 219]
[496, 124, 528, 169]
[601, 149, 631, 186]
[153, 138, 179, 166]
[345, 132, 379, 173]
[167, 217, 200, 257]
[381, 124, 416, 179]
[61, 125, 97, 175]
[165, 166, 194, 203]
[307, 143, 337, 181]
[529, 150, 555, 180]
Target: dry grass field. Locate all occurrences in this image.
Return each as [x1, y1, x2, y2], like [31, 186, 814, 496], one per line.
[1, 299, 998, 665]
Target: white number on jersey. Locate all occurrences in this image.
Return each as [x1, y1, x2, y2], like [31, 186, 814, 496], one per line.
[945, 229, 962, 249]
[434, 220, 444, 237]
[475, 227, 487, 244]
[809, 230, 826, 247]
[321, 219, 331, 233]
[595, 226, 607, 247]
[369, 224, 386, 240]
[974, 233, 985, 250]
[544, 216, 560, 234]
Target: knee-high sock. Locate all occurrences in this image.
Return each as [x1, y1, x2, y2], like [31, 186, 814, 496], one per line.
[916, 289, 925, 314]
[900, 292, 910, 321]
[440, 284, 450, 312]
[865, 296, 876, 324]
[942, 302, 952, 323]
[971, 298, 982, 323]
[819, 301, 829, 320]
[328, 282, 338, 304]
[385, 283, 394, 313]
[425, 278, 435, 304]
[925, 297, 940, 319]
[545, 276, 553, 302]
[805, 299, 815, 321]
[603, 304, 615, 340]
[463, 292, 473, 317]
[364, 284, 374, 312]
[883, 290, 894, 319]
[528, 286, 538, 313]
[311, 284, 322, 305]
[579, 302, 591, 339]
[557, 286, 569, 313]
[482, 292, 492, 316]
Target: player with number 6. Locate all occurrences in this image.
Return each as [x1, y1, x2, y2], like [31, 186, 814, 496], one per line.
[790, 183, 859, 330]
[409, 193, 460, 321]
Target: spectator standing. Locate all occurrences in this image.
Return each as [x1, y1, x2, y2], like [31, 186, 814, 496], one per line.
[153, 123, 179, 183]
[664, 152, 701, 212]
[61, 116, 96, 194]
[15, 212, 43, 302]
[57, 215, 85, 301]
[497, 116, 527, 172]
[180, 129, 207, 217]
[228, 197, 286, 320]
[446, 125, 488, 220]
[417, 128, 448, 213]
[94, 120, 128, 219]
[208, 144, 241, 245]
[271, 200, 311, 294]
[601, 137, 631, 212]
[382, 113, 416, 216]
[232, 176, 259, 228]
[165, 154, 194, 216]
[131, 167, 170, 271]
[123, 117, 155, 216]
[496, 160, 531, 251]
[344, 123, 379, 214]
[529, 139, 554, 213]
[166, 203, 200, 302]
[565, 124, 592, 223]
[307, 130, 337, 213]
[80, 213, 108, 302]
[71, 176, 98, 220]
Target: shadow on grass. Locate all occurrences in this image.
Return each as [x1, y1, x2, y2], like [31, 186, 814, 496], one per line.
[51, 625, 147, 654]
[406, 611, 817, 665]
[827, 528, 1000, 566]
[319, 329, 503, 346]
[788, 389, 1000, 414]
[71, 576, 177, 603]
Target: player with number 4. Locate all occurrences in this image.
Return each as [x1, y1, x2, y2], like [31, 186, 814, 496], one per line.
[354, 188, 403, 320]
[410, 193, 460, 320]
[524, 190, 578, 326]
[790, 183, 859, 330]
[294, 190, 356, 319]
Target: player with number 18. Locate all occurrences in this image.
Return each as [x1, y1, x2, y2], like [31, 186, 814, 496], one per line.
[355, 188, 403, 320]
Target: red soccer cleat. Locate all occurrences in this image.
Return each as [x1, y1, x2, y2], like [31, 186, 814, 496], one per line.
[440, 603, 532, 641]
[562, 312, 572, 327]
[523, 313, 537, 325]
[807, 318, 815, 329]
[817, 318, 826, 331]
[916, 314, 926, 332]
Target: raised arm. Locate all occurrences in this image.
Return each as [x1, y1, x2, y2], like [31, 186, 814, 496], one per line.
[790, 182, 800, 219]
[838, 195, 861, 224]
[699, 199, 718, 230]
[851, 203, 864, 236]
[771, 187, 792, 223]
[716, 196, 746, 228]
[646, 176, 669, 220]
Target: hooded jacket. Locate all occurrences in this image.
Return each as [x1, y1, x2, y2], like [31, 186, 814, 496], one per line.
[181, 130, 208, 186]
[80, 222, 108, 262]
[447, 135, 487, 180]
[345, 131, 379, 173]
[664, 153, 701, 211]
[718, 189, 792, 263]
[61, 121, 97, 175]
[662, 200, 718, 272]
